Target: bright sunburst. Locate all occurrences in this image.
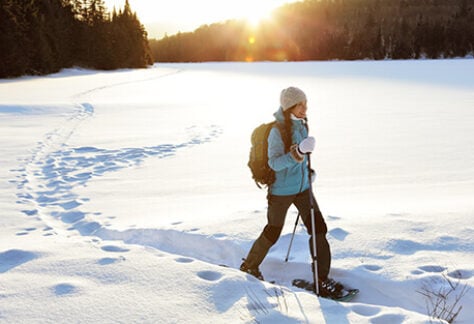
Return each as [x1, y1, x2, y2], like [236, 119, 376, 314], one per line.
[237, 1, 276, 27]
[104, 0, 288, 38]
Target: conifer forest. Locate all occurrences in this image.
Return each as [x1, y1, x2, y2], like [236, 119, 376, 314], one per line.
[149, 0, 473, 62]
[0, 0, 152, 78]
[1, 0, 473, 78]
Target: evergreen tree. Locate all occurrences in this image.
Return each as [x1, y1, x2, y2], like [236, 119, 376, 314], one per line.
[1, 0, 152, 78]
[149, 0, 474, 62]
[110, 0, 152, 68]
[0, 1, 31, 77]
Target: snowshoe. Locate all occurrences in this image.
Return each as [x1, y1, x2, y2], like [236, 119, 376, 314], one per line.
[292, 278, 359, 302]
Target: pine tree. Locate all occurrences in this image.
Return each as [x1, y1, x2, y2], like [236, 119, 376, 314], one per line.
[110, 0, 152, 68]
[0, 1, 30, 77]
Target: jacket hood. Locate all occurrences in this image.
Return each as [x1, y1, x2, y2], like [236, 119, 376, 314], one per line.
[274, 106, 285, 123]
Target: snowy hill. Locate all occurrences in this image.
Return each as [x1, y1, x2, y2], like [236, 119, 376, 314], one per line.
[0, 60, 473, 323]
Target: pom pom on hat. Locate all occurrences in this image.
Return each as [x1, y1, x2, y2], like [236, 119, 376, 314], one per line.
[280, 87, 307, 111]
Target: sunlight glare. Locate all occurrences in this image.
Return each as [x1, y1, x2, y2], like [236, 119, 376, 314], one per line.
[240, 2, 275, 27]
[104, 0, 288, 37]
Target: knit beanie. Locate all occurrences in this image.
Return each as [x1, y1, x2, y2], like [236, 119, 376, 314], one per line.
[280, 87, 307, 111]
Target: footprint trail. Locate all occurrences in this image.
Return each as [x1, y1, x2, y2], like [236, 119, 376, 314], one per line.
[12, 101, 223, 243]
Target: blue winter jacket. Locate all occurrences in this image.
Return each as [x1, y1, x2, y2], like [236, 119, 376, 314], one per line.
[268, 107, 310, 196]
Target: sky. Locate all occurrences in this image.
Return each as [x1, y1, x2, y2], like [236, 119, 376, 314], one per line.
[103, 0, 297, 39]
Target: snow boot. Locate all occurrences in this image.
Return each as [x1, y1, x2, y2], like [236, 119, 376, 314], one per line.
[319, 278, 344, 299]
[240, 261, 264, 280]
[240, 234, 273, 280]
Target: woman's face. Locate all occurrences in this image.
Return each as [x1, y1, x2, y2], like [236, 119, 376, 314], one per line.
[291, 101, 307, 119]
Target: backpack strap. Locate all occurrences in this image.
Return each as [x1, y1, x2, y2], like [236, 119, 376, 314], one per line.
[273, 121, 289, 153]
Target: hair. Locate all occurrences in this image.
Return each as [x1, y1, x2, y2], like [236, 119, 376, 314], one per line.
[282, 108, 294, 153]
[281, 104, 309, 153]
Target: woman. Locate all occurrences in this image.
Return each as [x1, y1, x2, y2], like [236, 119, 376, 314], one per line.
[240, 86, 343, 298]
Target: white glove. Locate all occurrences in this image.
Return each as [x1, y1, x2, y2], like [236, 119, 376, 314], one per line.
[298, 136, 315, 154]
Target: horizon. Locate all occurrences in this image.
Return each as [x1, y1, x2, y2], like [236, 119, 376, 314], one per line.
[103, 0, 297, 39]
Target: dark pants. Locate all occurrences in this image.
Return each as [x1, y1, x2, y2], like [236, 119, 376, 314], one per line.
[244, 189, 331, 281]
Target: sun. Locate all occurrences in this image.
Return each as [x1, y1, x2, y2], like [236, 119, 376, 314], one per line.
[236, 1, 277, 27]
[103, 0, 288, 38]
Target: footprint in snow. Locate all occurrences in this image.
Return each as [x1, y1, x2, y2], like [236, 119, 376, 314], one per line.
[58, 200, 82, 210]
[327, 215, 341, 221]
[101, 245, 130, 253]
[12, 124, 223, 258]
[15, 227, 37, 236]
[98, 256, 126, 265]
[197, 270, 223, 282]
[42, 226, 56, 236]
[175, 257, 194, 264]
[21, 209, 38, 217]
[58, 211, 86, 223]
[328, 227, 349, 241]
[362, 264, 382, 272]
[0, 249, 38, 273]
[412, 266, 472, 280]
[447, 269, 473, 280]
[53, 283, 77, 296]
[352, 305, 381, 317]
[418, 265, 446, 273]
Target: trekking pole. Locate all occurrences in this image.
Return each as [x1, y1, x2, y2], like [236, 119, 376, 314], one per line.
[307, 152, 320, 296]
[284, 212, 300, 262]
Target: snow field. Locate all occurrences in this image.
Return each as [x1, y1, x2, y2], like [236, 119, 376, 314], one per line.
[1, 59, 473, 323]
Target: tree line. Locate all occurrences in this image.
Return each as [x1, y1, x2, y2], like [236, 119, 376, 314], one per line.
[0, 0, 153, 78]
[149, 0, 474, 62]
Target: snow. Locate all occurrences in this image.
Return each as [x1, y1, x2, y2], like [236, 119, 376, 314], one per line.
[1, 59, 473, 323]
